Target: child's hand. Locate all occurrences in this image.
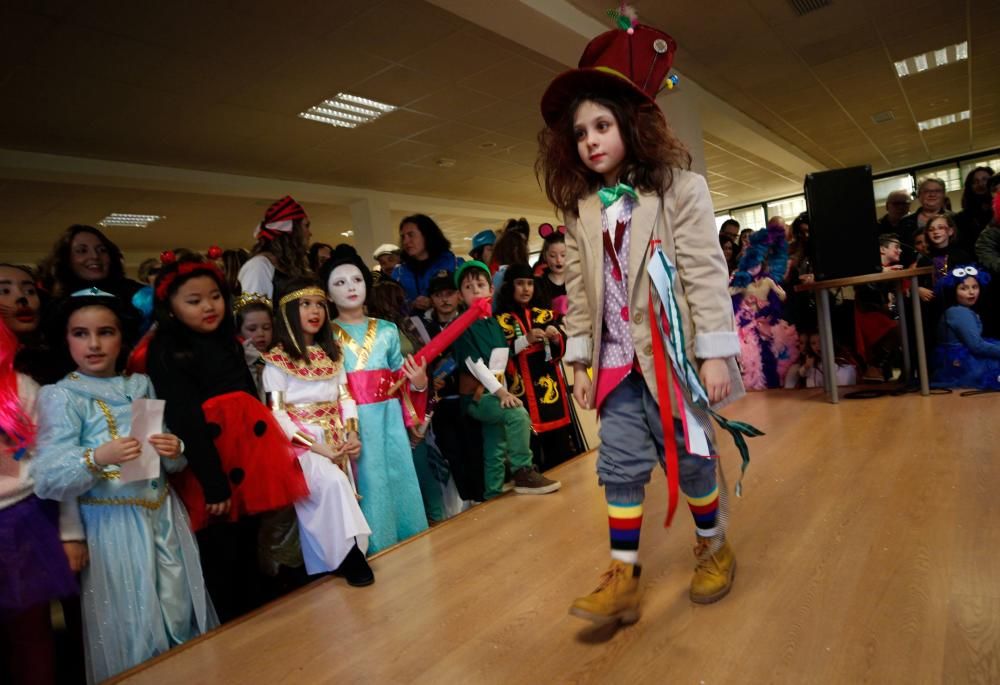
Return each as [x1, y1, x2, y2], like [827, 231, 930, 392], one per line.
[544, 326, 560, 341]
[497, 389, 523, 409]
[699, 358, 731, 405]
[528, 328, 546, 344]
[402, 354, 428, 391]
[572, 365, 594, 409]
[327, 443, 348, 468]
[62, 541, 89, 573]
[433, 377, 446, 392]
[311, 440, 342, 464]
[407, 425, 424, 447]
[341, 433, 361, 460]
[918, 287, 935, 302]
[206, 498, 231, 517]
[94, 437, 142, 465]
[149, 433, 180, 458]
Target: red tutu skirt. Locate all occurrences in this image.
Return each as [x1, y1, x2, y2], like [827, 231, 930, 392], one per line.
[172, 391, 309, 531]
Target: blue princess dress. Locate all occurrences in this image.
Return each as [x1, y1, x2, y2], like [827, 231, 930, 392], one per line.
[931, 306, 1000, 390]
[32, 372, 216, 684]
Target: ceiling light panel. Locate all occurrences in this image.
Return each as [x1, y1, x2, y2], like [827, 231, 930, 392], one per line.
[917, 110, 970, 131]
[894, 42, 968, 78]
[299, 93, 397, 129]
[98, 213, 164, 228]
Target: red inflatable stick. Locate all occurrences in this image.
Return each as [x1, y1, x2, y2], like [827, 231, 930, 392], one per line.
[388, 297, 492, 394]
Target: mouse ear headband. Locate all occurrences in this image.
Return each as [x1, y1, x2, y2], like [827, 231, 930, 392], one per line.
[538, 223, 567, 239]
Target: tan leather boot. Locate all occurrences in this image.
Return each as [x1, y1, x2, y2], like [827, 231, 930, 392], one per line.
[569, 559, 641, 625]
[690, 538, 736, 604]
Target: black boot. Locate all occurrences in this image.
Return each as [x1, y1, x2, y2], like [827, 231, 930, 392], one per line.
[335, 544, 374, 587]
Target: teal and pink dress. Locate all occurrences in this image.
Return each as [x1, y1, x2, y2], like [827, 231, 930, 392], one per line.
[332, 317, 428, 553]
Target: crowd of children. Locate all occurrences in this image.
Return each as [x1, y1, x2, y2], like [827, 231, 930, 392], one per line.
[0, 196, 595, 682]
[7, 6, 1000, 684]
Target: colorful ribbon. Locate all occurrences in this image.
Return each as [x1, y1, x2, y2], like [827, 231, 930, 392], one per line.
[646, 240, 763, 509]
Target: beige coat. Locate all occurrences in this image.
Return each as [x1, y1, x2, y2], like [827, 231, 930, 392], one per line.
[563, 169, 745, 412]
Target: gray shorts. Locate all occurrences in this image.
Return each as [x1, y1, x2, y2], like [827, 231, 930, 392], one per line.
[597, 371, 717, 498]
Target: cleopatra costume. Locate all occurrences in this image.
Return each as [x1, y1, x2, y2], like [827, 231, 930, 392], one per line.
[262, 315, 371, 574]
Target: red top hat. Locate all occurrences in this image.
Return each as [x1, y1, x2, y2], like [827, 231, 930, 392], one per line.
[540, 11, 677, 128]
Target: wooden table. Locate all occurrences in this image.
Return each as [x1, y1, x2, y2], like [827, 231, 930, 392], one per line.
[795, 266, 933, 403]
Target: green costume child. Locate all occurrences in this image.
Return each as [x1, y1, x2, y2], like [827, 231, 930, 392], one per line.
[451, 261, 562, 499]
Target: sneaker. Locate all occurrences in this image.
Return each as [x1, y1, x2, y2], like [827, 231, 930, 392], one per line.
[334, 544, 375, 587]
[569, 559, 641, 625]
[501, 479, 515, 493]
[512, 467, 561, 495]
[689, 537, 735, 604]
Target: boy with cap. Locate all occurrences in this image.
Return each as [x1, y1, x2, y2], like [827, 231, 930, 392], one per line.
[373, 243, 402, 274]
[451, 261, 561, 499]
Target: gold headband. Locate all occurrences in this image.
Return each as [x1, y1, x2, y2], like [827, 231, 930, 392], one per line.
[277, 286, 328, 356]
[233, 291, 272, 315]
[278, 287, 326, 309]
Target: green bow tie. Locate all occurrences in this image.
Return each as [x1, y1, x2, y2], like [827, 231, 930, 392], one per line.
[598, 182, 637, 208]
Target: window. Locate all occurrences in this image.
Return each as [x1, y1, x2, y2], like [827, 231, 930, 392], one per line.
[873, 174, 914, 206]
[959, 157, 1000, 183]
[728, 206, 766, 232]
[915, 164, 962, 192]
[766, 195, 806, 223]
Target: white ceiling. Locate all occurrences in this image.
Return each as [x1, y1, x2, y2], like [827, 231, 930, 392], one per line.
[1, 0, 998, 265]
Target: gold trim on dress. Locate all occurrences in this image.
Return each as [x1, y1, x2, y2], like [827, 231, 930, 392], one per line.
[90, 399, 124, 480]
[286, 401, 344, 447]
[263, 346, 341, 381]
[94, 399, 120, 439]
[83, 447, 120, 480]
[292, 430, 316, 447]
[332, 318, 378, 371]
[80, 482, 169, 510]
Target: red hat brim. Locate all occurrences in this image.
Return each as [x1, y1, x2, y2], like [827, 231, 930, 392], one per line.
[540, 67, 656, 128]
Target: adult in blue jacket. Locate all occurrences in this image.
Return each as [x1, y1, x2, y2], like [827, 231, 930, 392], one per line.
[392, 214, 463, 312]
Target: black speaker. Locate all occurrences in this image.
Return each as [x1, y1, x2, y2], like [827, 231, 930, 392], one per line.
[804, 165, 881, 281]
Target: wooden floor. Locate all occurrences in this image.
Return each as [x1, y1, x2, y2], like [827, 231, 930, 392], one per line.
[117, 388, 1000, 685]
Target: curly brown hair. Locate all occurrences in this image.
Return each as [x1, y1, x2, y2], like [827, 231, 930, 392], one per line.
[39, 224, 128, 297]
[249, 220, 311, 279]
[536, 94, 691, 216]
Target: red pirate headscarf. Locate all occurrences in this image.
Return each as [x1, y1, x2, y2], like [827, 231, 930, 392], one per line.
[254, 196, 307, 241]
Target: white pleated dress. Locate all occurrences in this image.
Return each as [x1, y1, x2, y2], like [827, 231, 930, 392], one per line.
[261, 346, 370, 574]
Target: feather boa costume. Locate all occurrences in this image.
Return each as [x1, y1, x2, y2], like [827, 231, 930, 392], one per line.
[731, 226, 799, 389]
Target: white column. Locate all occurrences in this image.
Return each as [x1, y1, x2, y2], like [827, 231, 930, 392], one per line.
[349, 197, 393, 268]
[657, 84, 707, 178]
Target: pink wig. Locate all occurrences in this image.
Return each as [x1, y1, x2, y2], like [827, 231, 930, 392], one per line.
[0, 318, 35, 458]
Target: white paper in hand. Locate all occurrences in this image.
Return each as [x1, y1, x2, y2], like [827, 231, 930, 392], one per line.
[120, 398, 166, 483]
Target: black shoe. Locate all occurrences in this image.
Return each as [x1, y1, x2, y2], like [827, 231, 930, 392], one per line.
[335, 544, 374, 587]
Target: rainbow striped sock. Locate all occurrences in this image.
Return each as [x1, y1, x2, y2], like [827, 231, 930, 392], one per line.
[686, 486, 719, 538]
[608, 501, 643, 564]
